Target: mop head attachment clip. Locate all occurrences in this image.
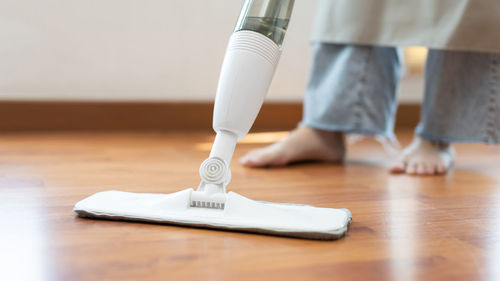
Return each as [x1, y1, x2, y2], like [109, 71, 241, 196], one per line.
[190, 157, 230, 210]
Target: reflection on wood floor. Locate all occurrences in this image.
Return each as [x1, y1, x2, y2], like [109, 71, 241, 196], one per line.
[0, 129, 498, 281]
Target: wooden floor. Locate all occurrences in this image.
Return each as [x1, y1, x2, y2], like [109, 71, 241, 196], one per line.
[0, 130, 499, 281]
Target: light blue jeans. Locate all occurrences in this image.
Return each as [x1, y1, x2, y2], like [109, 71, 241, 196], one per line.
[301, 44, 500, 144]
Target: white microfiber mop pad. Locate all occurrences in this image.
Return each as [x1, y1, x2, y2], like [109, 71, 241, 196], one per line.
[74, 189, 352, 240]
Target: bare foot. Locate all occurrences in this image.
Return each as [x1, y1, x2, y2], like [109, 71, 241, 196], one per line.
[239, 126, 345, 168]
[390, 136, 455, 175]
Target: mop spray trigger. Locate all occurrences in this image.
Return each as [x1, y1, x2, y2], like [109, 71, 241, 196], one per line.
[190, 157, 231, 209]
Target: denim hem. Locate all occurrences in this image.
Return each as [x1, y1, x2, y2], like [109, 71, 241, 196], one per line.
[300, 120, 396, 141]
[417, 130, 500, 145]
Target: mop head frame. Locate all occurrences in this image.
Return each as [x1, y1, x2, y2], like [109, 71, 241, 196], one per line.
[74, 188, 352, 240]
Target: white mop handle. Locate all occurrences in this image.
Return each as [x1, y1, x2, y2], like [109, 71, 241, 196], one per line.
[210, 30, 282, 166]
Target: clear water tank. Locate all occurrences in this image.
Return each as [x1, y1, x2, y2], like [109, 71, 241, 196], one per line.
[234, 0, 295, 47]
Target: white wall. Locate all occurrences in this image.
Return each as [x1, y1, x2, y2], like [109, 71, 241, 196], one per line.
[0, 0, 315, 102]
[0, 0, 421, 103]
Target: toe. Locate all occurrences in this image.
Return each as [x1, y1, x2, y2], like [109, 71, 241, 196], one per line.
[416, 163, 427, 175]
[239, 151, 265, 167]
[436, 164, 446, 174]
[239, 156, 256, 167]
[424, 163, 436, 175]
[240, 158, 257, 167]
[239, 154, 250, 165]
[389, 161, 406, 174]
[406, 162, 418, 174]
[239, 146, 287, 168]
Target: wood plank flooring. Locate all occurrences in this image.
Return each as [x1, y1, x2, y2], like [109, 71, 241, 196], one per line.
[0, 130, 499, 281]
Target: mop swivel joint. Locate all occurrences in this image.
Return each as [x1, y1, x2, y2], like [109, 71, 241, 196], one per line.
[199, 157, 229, 185]
[190, 157, 231, 209]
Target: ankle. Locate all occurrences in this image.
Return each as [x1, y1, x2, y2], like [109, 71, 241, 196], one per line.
[418, 136, 451, 150]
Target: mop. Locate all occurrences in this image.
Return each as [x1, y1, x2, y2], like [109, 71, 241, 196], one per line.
[74, 0, 352, 240]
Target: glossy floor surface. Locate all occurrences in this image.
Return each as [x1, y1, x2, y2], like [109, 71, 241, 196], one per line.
[0, 130, 499, 281]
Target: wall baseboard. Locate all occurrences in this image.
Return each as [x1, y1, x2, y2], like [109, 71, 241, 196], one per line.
[0, 101, 420, 132]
